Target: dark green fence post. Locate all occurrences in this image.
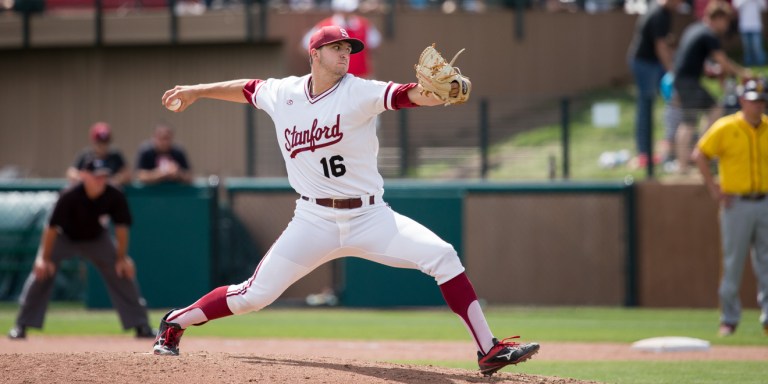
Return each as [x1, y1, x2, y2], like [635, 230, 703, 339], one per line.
[245, 105, 256, 177]
[208, 178, 220, 291]
[385, 0, 395, 39]
[646, 110, 655, 179]
[169, 0, 178, 44]
[22, 11, 30, 49]
[95, 0, 103, 47]
[480, 98, 489, 179]
[514, 0, 525, 41]
[561, 97, 570, 180]
[258, 0, 268, 41]
[399, 109, 409, 177]
[624, 181, 638, 306]
[244, 0, 253, 43]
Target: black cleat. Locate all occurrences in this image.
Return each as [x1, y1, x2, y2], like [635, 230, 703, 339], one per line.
[152, 310, 185, 356]
[7, 325, 26, 340]
[478, 336, 540, 377]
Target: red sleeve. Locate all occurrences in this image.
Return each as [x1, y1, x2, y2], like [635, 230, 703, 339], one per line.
[391, 83, 420, 110]
[242, 79, 264, 107]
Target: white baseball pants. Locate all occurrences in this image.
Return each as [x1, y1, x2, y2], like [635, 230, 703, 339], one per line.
[225, 198, 465, 314]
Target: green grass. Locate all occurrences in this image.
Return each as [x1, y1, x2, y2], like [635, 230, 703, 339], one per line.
[2, 303, 765, 345]
[2, 303, 766, 383]
[489, 90, 646, 181]
[417, 361, 768, 384]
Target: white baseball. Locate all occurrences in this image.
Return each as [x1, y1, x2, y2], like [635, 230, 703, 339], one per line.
[167, 98, 182, 111]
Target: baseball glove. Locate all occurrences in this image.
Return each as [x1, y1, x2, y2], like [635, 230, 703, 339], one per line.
[414, 44, 472, 106]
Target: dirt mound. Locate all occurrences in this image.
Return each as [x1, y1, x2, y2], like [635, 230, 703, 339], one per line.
[0, 352, 593, 384]
[2, 336, 766, 383]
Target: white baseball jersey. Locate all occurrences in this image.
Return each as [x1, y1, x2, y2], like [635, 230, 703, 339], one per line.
[225, 72, 465, 319]
[245, 74, 401, 198]
[169, 72, 477, 354]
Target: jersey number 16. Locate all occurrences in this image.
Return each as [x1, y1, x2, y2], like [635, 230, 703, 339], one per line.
[320, 155, 346, 178]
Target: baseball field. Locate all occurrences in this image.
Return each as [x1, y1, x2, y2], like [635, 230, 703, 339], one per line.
[1, 303, 766, 383]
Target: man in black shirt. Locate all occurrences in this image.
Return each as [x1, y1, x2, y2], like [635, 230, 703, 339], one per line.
[67, 122, 131, 187]
[672, 1, 750, 173]
[135, 124, 192, 184]
[7, 158, 155, 340]
[627, 0, 681, 169]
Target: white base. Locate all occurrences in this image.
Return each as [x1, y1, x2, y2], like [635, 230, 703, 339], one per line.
[631, 336, 711, 353]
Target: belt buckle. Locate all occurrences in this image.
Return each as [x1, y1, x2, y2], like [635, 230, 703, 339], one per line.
[332, 199, 342, 209]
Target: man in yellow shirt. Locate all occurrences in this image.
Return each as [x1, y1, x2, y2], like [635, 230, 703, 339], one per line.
[693, 77, 768, 337]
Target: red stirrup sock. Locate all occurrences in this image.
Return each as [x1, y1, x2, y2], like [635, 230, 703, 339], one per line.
[439, 272, 495, 354]
[194, 286, 234, 321]
[168, 286, 234, 328]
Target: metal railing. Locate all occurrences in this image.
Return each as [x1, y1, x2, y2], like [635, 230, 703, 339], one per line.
[3, 0, 627, 48]
[375, 79, 736, 183]
[377, 87, 658, 182]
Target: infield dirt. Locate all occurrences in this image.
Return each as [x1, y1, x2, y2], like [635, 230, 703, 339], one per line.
[2, 337, 767, 383]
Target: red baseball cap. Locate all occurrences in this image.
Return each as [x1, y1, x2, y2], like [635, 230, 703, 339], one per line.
[89, 122, 111, 142]
[308, 26, 364, 54]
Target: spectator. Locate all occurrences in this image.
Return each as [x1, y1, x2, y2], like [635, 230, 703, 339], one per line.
[692, 77, 768, 337]
[659, 101, 685, 172]
[302, 0, 382, 79]
[659, 75, 739, 173]
[733, 0, 767, 67]
[7, 158, 156, 340]
[693, 0, 709, 20]
[66, 122, 131, 187]
[135, 124, 192, 185]
[672, 0, 750, 174]
[627, 0, 682, 170]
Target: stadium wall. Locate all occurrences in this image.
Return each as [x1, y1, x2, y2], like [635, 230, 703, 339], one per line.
[225, 181, 759, 308]
[0, 10, 642, 179]
[0, 180, 759, 308]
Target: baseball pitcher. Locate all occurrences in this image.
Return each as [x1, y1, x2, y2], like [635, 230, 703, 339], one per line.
[152, 26, 538, 376]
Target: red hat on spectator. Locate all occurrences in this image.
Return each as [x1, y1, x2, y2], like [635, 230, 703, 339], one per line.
[89, 122, 111, 143]
[308, 26, 364, 54]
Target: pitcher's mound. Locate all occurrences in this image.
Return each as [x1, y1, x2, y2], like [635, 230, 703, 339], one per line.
[1, 352, 597, 384]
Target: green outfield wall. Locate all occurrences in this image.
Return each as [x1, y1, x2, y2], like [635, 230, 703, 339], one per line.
[226, 178, 634, 307]
[0, 180, 217, 308]
[0, 179, 759, 309]
[85, 182, 218, 309]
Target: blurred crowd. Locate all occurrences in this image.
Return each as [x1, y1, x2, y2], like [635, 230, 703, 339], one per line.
[626, 0, 766, 175]
[0, 0, 676, 15]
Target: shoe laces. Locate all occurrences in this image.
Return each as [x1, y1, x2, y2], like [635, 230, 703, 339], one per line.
[496, 336, 521, 348]
[160, 324, 183, 346]
[481, 336, 522, 358]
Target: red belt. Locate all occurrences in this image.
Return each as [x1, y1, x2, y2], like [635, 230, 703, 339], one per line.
[301, 195, 375, 209]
